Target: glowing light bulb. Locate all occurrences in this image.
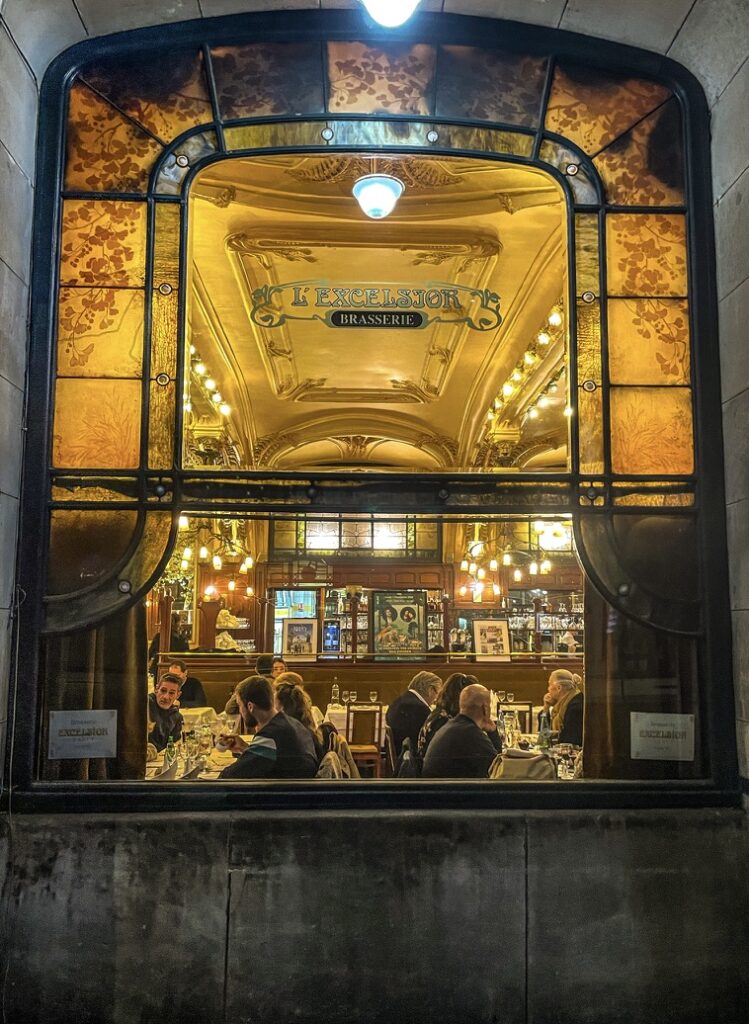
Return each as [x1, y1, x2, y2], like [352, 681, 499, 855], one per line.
[184, 401, 192, 413]
[513, 568, 522, 582]
[204, 585, 217, 597]
[460, 559, 469, 572]
[183, 546, 192, 560]
[204, 378, 216, 391]
[199, 546, 209, 560]
[548, 309, 563, 327]
[503, 552, 512, 566]
[178, 515, 189, 529]
[246, 586, 254, 597]
[528, 407, 539, 419]
[487, 409, 495, 421]
[246, 556, 254, 569]
[540, 559, 552, 573]
[529, 561, 539, 575]
[538, 396, 550, 408]
[477, 567, 486, 580]
[352, 174, 405, 219]
[228, 579, 236, 592]
[239, 561, 248, 574]
[189, 344, 196, 355]
[180, 559, 189, 570]
[493, 397, 501, 410]
[492, 583, 501, 596]
[219, 402, 231, 416]
[459, 585, 468, 597]
[194, 362, 206, 376]
[489, 558, 498, 572]
[474, 581, 484, 594]
[537, 331, 551, 345]
[511, 369, 522, 383]
[469, 562, 478, 575]
[564, 405, 573, 417]
[502, 382, 515, 399]
[211, 392, 222, 404]
[212, 554, 222, 570]
[361, 0, 421, 27]
[524, 351, 536, 365]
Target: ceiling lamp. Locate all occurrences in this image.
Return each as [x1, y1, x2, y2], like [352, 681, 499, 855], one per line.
[352, 174, 405, 219]
[360, 0, 421, 27]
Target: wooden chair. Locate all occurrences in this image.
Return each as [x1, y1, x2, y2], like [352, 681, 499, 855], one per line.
[501, 701, 535, 734]
[384, 723, 398, 777]
[345, 703, 384, 778]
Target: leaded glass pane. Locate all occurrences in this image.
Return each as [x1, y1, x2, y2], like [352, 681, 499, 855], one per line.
[373, 522, 407, 550]
[60, 200, 147, 287]
[608, 298, 690, 385]
[539, 140, 598, 203]
[610, 387, 693, 475]
[578, 389, 604, 474]
[594, 99, 684, 206]
[326, 42, 436, 115]
[48, 509, 138, 595]
[150, 289, 178, 380]
[436, 47, 547, 126]
[154, 131, 218, 195]
[52, 379, 141, 469]
[606, 214, 687, 297]
[65, 82, 163, 193]
[575, 214, 599, 296]
[148, 380, 175, 469]
[80, 50, 212, 143]
[342, 521, 373, 549]
[57, 288, 144, 378]
[306, 519, 340, 550]
[211, 43, 324, 119]
[576, 300, 602, 384]
[545, 64, 671, 156]
[153, 203, 181, 286]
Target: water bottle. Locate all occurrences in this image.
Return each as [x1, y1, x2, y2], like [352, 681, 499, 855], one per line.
[538, 710, 551, 749]
[165, 734, 177, 764]
[331, 677, 340, 705]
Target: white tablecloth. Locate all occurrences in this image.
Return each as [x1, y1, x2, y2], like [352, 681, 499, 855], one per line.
[325, 703, 388, 740]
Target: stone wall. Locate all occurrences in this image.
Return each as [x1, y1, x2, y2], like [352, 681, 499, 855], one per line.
[0, 808, 746, 1023]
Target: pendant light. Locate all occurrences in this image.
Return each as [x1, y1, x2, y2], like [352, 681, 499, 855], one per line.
[361, 0, 421, 28]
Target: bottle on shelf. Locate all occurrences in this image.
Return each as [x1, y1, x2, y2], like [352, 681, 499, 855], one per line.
[331, 676, 340, 705]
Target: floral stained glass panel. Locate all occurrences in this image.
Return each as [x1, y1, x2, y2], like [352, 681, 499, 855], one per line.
[65, 82, 163, 194]
[436, 47, 547, 126]
[610, 387, 693, 475]
[60, 200, 147, 288]
[594, 99, 684, 207]
[545, 64, 671, 156]
[608, 299, 690, 385]
[80, 50, 212, 143]
[212, 43, 324, 119]
[327, 42, 436, 115]
[57, 288, 144, 378]
[606, 214, 687, 297]
[53, 379, 141, 469]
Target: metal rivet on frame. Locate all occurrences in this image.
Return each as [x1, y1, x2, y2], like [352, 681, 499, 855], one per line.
[581, 380, 597, 392]
[617, 582, 630, 597]
[581, 290, 596, 304]
[321, 127, 334, 141]
[565, 163, 579, 176]
[158, 283, 173, 295]
[176, 154, 189, 168]
[117, 579, 132, 594]
[426, 129, 439, 143]
[155, 373, 170, 387]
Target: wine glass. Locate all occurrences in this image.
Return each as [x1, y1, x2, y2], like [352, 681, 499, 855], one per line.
[507, 691, 515, 703]
[498, 690, 507, 703]
[341, 690, 350, 706]
[350, 690, 358, 704]
[369, 690, 378, 704]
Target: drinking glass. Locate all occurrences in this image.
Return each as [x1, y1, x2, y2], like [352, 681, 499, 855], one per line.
[369, 690, 378, 704]
[507, 692, 515, 703]
[341, 691, 350, 705]
[498, 690, 507, 703]
[350, 690, 358, 704]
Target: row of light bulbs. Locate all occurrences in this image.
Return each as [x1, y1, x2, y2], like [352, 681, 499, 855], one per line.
[184, 344, 231, 417]
[177, 515, 255, 572]
[487, 307, 570, 423]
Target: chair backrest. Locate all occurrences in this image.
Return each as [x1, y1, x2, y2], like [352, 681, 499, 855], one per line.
[345, 704, 384, 747]
[502, 702, 534, 733]
[384, 724, 398, 776]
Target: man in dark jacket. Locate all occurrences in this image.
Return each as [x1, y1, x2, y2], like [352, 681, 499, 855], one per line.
[167, 658, 208, 708]
[386, 670, 441, 756]
[422, 683, 501, 778]
[219, 675, 318, 780]
[147, 674, 185, 752]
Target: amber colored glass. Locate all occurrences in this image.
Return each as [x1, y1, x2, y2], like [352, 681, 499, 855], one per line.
[436, 47, 547, 126]
[539, 140, 598, 204]
[608, 298, 690, 385]
[613, 492, 694, 507]
[51, 478, 140, 502]
[60, 200, 147, 287]
[152, 203, 181, 287]
[578, 388, 604, 474]
[272, 519, 297, 551]
[606, 213, 687, 297]
[57, 288, 144, 378]
[610, 386, 694, 475]
[154, 131, 218, 195]
[224, 122, 334, 153]
[545, 64, 671, 156]
[48, 509, 138, 595]
[327, 42, 436, 116]
[53, 378, 142, 469]
[65, 81, 163, 193]
[594, 99, 685, 206]
[149, 290, 178, 381]
[80, 50, 212, 143]
[415, 521, 439, 553]
[576, 300, 602, 384]
[575, 214, 600, 296]
[212, 42, 324, 119]
[148, 380, 176, 469]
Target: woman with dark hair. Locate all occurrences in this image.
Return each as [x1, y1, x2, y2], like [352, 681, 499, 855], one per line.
[274, 678, 337, 761]
[417, 672, 477, 759]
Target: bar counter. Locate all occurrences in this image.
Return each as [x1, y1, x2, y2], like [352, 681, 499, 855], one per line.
[158, 652, 583, 712]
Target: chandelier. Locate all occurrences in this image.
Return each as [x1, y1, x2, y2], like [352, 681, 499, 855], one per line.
[457, 520, 572, 599]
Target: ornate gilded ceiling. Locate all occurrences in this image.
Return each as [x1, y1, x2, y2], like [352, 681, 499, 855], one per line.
[186, 152, 567, 472]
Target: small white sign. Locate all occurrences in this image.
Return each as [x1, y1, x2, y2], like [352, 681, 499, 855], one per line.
[630, 711, 695, 761]
[48, 710, 118, 760]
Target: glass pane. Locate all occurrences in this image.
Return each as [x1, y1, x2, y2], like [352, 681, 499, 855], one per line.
[594, 99, 684, 206]
[575, 214, 600, 296]
[80, 50, 212, 143]
[436, 47, 547, 126]
[610, 386, 693, 474]
[53, 378, 142, 469]
[65, 81, 163, 193]
[578, 388, 604, 474]
[306, 520, 340, 550]
[272, 520, 298, 552]
[606, 213, 687, 297]
[415, 521, 438, 553]
[154, 131, 218, 195]
[341, 521, 373, 549]
[608, 298, 690, 385]
[60, 200, 147, 287]
[373, 522, 407, 550]
[51, 477, 139, 502]
[545, 64, 671, 156]
[148, 380, 175, 469]
[613, 492, 694, 507]
[57, 288, 144, 378]
[212, 42, 324, 119]
[224, 122, 330, 152]
[150, 289, 178, 380]
[48, 509, 138, 595]
[539, 140, 598, 203]
[326, 42, 436, 115]
[576, 300, 602, 384]
[153, 203, 181, 287]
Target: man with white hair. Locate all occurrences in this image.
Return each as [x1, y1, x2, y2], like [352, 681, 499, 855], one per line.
[421, 683, 501, 778]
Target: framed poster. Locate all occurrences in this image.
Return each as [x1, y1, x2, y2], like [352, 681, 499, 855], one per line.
[472, 618, 512, 662]
[372, 590, 426, 655]
[282, 618, 318, 659]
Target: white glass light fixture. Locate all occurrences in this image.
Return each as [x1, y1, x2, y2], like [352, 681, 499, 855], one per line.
[360, 0, 421, 28]
[352, 174, 405, 219]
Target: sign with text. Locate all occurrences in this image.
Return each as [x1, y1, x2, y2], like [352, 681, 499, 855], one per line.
[630, 711, 695, 761]
[250, 280, 502, 332]
[48, 710, 118, 760]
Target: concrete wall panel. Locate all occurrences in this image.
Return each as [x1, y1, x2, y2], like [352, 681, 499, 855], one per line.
[718, 275, 749, 405]
[0, 257, 27, 392]
[560, 0, 693, 54]
[722, 387, 749, 505]
[2, 0, 86, 79]
[73, 0, 201, 36]
[714, 165, 749, 304]
[0, 377, 24, 498]
[669, 0, 749, 107]
[0, 24, 37, 178]
[712, 52, 749, 202]
[0, 145, 32, 286]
